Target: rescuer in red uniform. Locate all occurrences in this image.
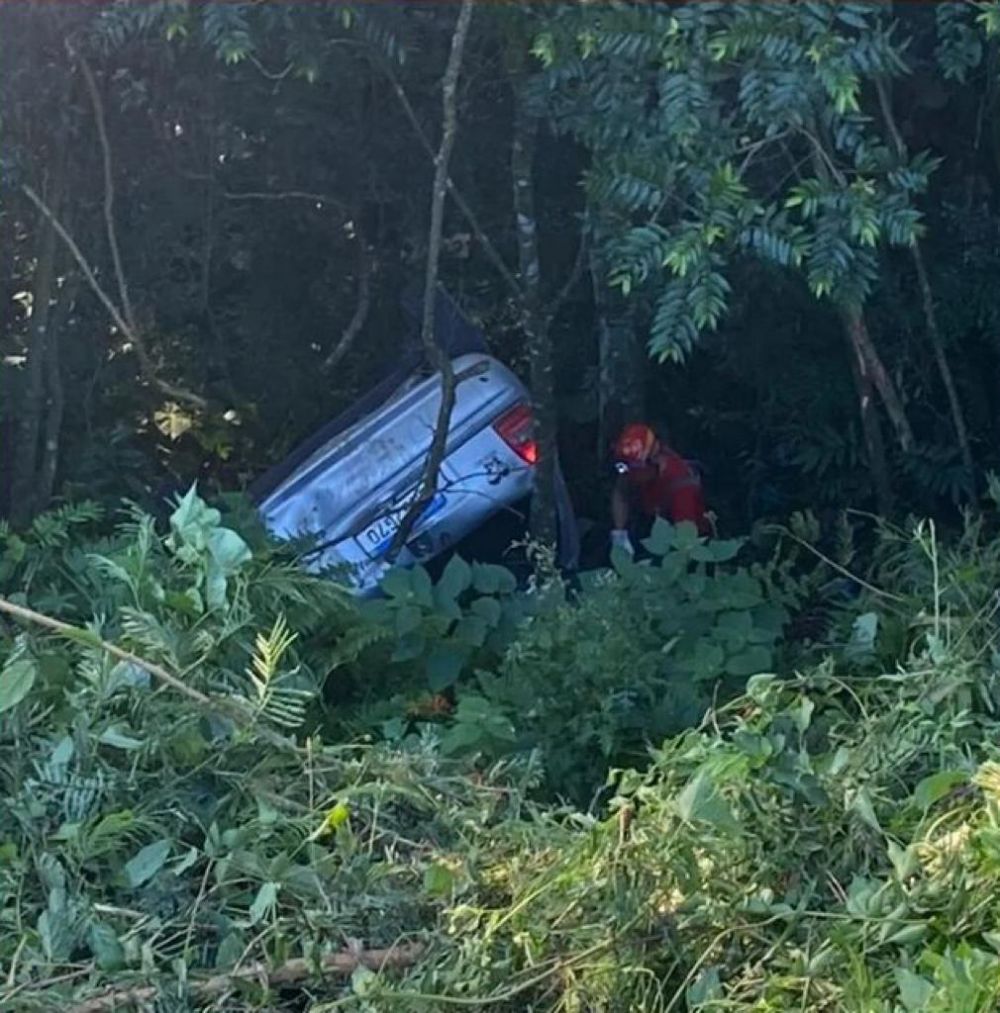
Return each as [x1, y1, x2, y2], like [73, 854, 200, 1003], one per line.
[610, 422, 711, 554]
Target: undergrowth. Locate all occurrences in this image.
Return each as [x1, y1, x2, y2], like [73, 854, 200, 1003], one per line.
[3, 490, 1000, 1009]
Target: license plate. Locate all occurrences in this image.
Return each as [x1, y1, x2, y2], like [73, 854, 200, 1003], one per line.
[356, 489, 447, 559]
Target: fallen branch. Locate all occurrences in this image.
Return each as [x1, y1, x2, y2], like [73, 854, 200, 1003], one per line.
[0, 596, 213, 708]
[66, 942, 424, 1013]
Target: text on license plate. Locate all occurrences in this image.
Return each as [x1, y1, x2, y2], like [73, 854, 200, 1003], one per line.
[357, 491, 447, 558]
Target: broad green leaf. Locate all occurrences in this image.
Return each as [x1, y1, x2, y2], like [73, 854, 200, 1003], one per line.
[410, 565, 434, 607]
[423, 862, 455, 898]
[913, 769, 967, 811]
[470, 595, 503, 626]
[438, 555, 472, 599]
[0, 657, 36, 714]
[676, 769, 738, 833]
[380, 567, 413, 600]
[746, 673, 781, 707]
[471, 563, 516, 595]
[454, 615, 488, 648]
[207, 527, 252, 572]
[391, 631, 426, 663]
[846, 612, 879, 661]
[895, 968, 933, 1011]
[215, 932, 245, 969]
[689, 639, 725, 681]
[426, 645, 468, 691]
[249, 881, 278, 925]
[642, 517, 675, 556]
[725, 645, 772, 677]
[88, 921, 125, 971]
[125, 839, 171, 888]
[394, 604, 423, 638]
[686, 965, 723, 1008]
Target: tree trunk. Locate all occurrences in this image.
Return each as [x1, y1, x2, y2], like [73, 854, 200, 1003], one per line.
[842, 306, 892, 514]
[874, 74, 974, 490]
[850, 311, 913, 454]
[510, 83, 558, 548]
[10, 176, 63, 526]
[912, 242, 975, 487]
[36, 274, 77, 510]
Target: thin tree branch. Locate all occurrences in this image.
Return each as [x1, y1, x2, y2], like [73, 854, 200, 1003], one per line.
[323, 234, 374, 374]
[544, 232, 587, 325]
[21, 185, 208, 411]
[75, 48, 138, 336]
[874, 73, 975, 489]
[380, 56, 523, 302]
[65, 942, 424, 1013]
[222, 188, 349, 214]
[386, 0, 475, 562]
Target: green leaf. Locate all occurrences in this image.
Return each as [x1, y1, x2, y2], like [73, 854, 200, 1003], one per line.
[895, 968, 934, 1011]
[438, 555, 472, 599]
[454, 615, 488, 648]
[642, 517, 676, 556]
[410, 565, 434, 607]
[88, 921, 125, 971]
[380, 568, 413, 600]
[686, 965, 723, 1008]
[207, 527, 252, 572]
[395, 604, 423, 638]
[471, 563, 516, 595]
[426, 645, 468, 691]
[725, 645, 772, 677]
[125, 839, 171, 888]
[98, 727, 145, 751]
[0, 657, 36, 714]
[249, 881, 279, 925]
[913, 769, 967, 811]
[423, 862, 455, 898]
[845, 612, 879, 661]
[676, 769, 738, 832]
[215, 932, 245, 969]
[850, 788, 881, 833]
[470, 596, 503, 627]
[689, 639, 726, 681]
[746, 673, 781, 707]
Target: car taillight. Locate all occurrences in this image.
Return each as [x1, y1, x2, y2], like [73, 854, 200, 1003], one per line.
[493, 402, 538, 465]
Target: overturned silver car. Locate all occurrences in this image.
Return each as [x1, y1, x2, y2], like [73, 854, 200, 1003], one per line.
[251, 290, 578, 594]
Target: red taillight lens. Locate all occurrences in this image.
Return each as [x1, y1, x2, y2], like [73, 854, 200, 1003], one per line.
[493, 402, 538, 465]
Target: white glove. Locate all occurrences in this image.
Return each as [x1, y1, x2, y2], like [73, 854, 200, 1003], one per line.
[610, 529, 634, 555]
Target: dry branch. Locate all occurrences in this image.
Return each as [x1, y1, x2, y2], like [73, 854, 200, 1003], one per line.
[66, 942, 424, 1013]
[0, 596, 213, 709]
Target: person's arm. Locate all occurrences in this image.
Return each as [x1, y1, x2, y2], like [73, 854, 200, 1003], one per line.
[611, 476, 630, 530]
[610, 477, 634, 553]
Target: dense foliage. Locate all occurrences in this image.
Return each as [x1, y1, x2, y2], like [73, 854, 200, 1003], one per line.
[9, 1, 1000, 1009]
[5, 492, 1000, 1009]
[6, 0, 1000, 529]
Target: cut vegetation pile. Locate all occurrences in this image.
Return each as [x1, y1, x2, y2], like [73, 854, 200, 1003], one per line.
[3, 495, 1000, 1010]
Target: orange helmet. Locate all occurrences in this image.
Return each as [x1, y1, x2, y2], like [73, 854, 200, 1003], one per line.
[614, 423, 658, 471]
